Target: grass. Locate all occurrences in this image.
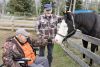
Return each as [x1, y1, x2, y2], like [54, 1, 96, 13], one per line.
[0, 30, 14, 63]
[52, 44, 80, 67]
[0, 30, 80, 67]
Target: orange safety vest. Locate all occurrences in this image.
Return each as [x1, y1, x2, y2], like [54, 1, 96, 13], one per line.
[14, 38, 36, 65]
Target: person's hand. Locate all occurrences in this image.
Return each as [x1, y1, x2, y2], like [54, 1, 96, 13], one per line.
[42, 39, 48, 46]
[34, 37, 48, 47]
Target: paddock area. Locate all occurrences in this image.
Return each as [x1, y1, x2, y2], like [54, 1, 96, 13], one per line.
[0, 30, 80, 67]
[59, 31, 100, 67]
[0, 17, 100, 67]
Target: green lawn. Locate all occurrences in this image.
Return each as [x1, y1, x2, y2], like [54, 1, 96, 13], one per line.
[0, 30, 80, 67]
[52, 44, 80, 67]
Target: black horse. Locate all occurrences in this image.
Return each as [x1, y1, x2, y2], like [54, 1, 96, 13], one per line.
[63, 11, 100, 66]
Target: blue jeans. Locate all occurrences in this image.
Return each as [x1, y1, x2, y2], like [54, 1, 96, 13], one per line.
[39, 39, 54, 67]
[29, 57, 49, 67]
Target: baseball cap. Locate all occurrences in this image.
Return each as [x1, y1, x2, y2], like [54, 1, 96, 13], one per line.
[44, 4, 52, 10]
[16, 28, 30, 36]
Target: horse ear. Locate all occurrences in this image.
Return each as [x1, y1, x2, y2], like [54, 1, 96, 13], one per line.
[66, 11, 72, 21]
[63, 11, 72, 21]
[63, 10, 71, 14]
[63, 11, 67, 15]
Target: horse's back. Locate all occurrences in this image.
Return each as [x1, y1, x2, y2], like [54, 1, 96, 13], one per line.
[75, 13, 97, 22]
[75, 13, 97, 33]
[80, 13, 100, 38]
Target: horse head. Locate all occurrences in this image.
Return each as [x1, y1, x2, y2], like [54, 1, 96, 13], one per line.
[55, 12, 76, 44]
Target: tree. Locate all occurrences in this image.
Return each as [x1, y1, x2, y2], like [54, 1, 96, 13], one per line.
[65, 0, 71, 11]
[65, 0, 82, 11]
[75, 0, 82, 10]
[7, 0, 34, 16]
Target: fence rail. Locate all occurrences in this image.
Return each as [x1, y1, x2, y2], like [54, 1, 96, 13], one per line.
[60, 33, 100, 67]
[0, 19, 36, 31]
[60, 42, 90, 67]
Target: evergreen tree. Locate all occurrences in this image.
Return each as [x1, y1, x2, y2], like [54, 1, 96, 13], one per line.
[75, 0, 82, 10]
[65, 0, 82, 11]
[65, 0, 71, 11]
[7, 0, 34, 16]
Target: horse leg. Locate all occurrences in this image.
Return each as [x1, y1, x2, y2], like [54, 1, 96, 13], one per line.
[90, 44, 97, 66]
[82, 39, 88, 58]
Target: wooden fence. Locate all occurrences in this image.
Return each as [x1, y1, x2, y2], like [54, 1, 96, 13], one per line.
[0, 19, 36, 31]
[1, 18, 100, 67]
[60, 34, 100, 67]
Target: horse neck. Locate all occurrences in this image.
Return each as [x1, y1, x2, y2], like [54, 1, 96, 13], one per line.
[74, 13, 89, 29]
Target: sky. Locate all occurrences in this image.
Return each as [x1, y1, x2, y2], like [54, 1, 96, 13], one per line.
[0, 0, 4, 4]
[0, 0, 9, 4]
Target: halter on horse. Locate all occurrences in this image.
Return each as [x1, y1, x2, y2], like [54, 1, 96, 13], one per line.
[55, 12, 76, 44]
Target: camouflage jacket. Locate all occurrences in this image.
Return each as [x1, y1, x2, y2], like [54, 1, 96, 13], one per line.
[2, 36, 47, 67]
[2, 37, 24, 67]
[36, 14, 62, 39]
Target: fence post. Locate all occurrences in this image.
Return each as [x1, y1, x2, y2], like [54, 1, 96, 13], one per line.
[11, 16, 14, 32]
